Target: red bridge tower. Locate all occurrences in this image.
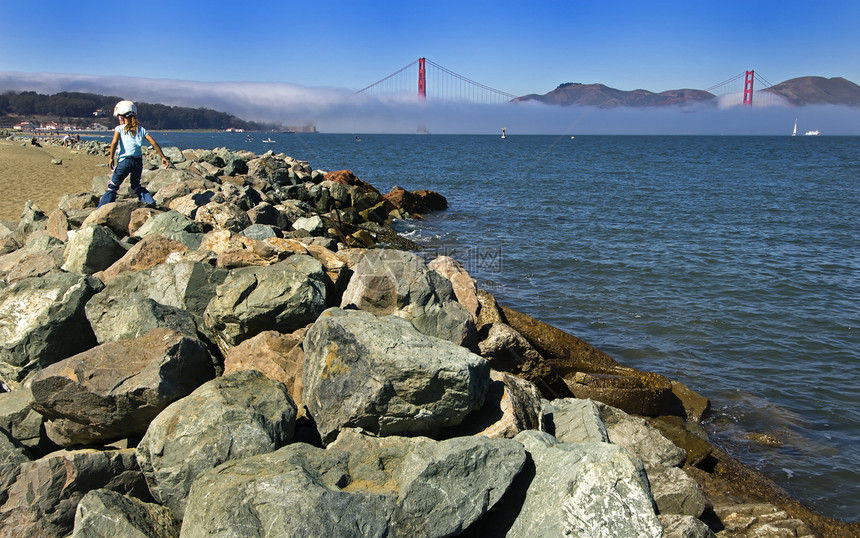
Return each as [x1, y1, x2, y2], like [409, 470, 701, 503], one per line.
[418, 58, 426, 100]
[743, 70, 754, 106]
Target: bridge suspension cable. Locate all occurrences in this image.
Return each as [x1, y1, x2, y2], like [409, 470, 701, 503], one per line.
[705, 70, 783, 107]
[354, 58, 517, 104]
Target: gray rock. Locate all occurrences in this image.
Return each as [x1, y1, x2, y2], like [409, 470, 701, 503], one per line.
[475, 430, 662, 538]
[303, 308, 489, 444]
[133, 210, 204, 250]
[105, 260, 228, 323]
[0, 448, 148, 538]
[597, 402, 686, 467]
[0, 427, 30, 464]
[291, 214, 324, 235]
[203, 254, 327, 351]
[241, 223, 279, 240]
[72, 488, 180, 538]
[543, 397, 610, 444]
[450, 370, 544, 439]
[646, 464, 709, 517]
[86, 293, 199, 344]
[136, 370, 297, 520]
[340, 249, 476, 347]
[193, 201, 251, 233]
[141, 168, 196, 195]
[180, 431, 526, 538]
[13, 200, 47, 243]
[0, 272, 102, 390]
[0, 387, 44, 448]
[30, 328, 216, 446]
[659, 514, 717, 538]
[61, 225, 130, 274]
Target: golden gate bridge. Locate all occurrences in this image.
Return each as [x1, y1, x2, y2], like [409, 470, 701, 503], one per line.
[355, 58, 783, 107]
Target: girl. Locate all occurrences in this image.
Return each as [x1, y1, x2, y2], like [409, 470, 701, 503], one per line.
[98, 100, 170, 207]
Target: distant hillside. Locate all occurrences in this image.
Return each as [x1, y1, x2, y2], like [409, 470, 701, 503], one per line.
[514, 83, 715, 108]
[762, 76, 860, 107]
[515, 76, 860, 108]
[0, 91, 280, 131]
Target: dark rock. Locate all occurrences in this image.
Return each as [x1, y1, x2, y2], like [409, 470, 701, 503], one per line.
[30, 328, 216, 446]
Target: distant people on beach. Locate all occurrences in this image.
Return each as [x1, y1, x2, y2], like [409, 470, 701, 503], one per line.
[97, 100, 170, 208]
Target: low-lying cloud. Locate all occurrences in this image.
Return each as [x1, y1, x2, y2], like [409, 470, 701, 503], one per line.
[2, 71, 858, 135]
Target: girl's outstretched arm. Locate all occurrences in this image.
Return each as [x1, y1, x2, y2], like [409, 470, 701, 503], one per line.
[145, 133, 171, 168]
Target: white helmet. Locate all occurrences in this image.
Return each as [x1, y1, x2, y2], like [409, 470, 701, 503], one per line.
[113, 100, 137, 117]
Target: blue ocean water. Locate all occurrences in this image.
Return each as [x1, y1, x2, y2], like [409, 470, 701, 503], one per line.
[155, 131, 859, 522]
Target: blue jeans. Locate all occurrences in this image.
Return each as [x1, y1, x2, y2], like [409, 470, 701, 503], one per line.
[98, 156, 155, 207]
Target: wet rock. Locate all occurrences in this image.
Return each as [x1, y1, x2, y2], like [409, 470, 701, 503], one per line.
[597, 401, 686, 468]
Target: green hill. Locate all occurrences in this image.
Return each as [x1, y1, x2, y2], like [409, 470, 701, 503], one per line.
[0, 90, 278, 131]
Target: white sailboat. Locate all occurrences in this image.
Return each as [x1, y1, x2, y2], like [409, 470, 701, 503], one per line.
[501, 127, 506, 139]
[792, 118, 797, 137]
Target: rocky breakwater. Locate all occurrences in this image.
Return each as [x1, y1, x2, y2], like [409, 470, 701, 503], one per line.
[0, 141, 855, 537]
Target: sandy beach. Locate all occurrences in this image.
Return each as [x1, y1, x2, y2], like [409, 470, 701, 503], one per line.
[0, 138, 109, 222]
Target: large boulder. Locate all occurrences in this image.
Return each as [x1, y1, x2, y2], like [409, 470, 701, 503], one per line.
[71, 489, 179, 538]
[471, 430, 663, 537]
[340, 249, 476, 347]
[303, 308, 489, 444]
[136, 370, 297, 520]
[203, 254, 327, 352]
[180, 431, 526, 538]
[29, 328, 216, 446]
[85, 294, 199, 344]
[132, 210, 204, 250]
[93, 234, 189, 285]
[0, 272, 102, 390]
[543, 397, 610, 444]
[61, 225, 129, 274]
[103, 260, 228, 323]
[596, 402, 686, 468]
[0, 448, 148, 538]
[0, 387, 44, 449]
[223, 328, 306, 411]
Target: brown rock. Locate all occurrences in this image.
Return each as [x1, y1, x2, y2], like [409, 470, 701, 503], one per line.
[500, 304, 674, 415]
[29, 328, 216, 446]
[128, 207, 162, 236]
[429, 255, 480, 322]
[323, 170, 381, 195]
[80, 199, 140, 238]
[224, 328, 308, 415]
[94, 234, 188, 284]
[46, 208, 70, 242]
[383, 186, 448, 215]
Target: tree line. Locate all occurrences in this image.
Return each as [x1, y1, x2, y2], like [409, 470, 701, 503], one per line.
[0, 91, 279, 131]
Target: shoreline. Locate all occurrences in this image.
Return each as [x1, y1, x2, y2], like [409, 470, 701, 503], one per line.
[1, 134, 857, 535]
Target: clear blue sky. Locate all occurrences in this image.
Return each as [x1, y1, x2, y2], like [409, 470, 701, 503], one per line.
[1, 0, 858, 96]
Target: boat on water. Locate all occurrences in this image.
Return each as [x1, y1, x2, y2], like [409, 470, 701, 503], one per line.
[804, 130, 820, 136]
[792, 119, 797, 137]
[501, 127, 507, 139]
[262, 138, 275, 143]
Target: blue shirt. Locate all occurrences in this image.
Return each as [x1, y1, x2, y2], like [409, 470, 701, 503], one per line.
[114, 125, 148, 160]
